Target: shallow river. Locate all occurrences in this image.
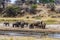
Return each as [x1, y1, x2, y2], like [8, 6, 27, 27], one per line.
[0, 31, 60, 39]
[0, 23, 60, 39]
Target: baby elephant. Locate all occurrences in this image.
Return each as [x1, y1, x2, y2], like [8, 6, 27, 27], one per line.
[3, 22, 9, 26]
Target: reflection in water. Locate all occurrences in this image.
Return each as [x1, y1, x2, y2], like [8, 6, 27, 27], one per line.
[48, 33, 60, 38]
[0, 31, 60, 38]
[0, 23, 60, 38]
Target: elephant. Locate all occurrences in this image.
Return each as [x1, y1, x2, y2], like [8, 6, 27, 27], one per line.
[12, 21, 46, 29]
[41, 22, 46, 29]
[38, 21, 46, 29]
[12, 21, 28, 28]
[20, 22, 25, 28]
[3, 22, 9, 26]
[12, 22, 21, 27]
[29, 23, 34, 29]
[31, 21, 46, 29]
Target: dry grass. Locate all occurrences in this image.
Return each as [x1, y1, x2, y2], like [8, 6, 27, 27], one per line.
[0, 36, 36, 40]
[0, 17, 59, 24]
[0, 35, 60, 40]
[0, 16, 60, 24]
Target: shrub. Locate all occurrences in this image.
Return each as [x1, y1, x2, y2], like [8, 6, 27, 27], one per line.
[31, 4, 37, 9]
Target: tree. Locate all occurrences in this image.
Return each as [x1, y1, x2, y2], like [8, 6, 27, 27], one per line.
[50, 3, 55, 11]
[30, 4, 37, 14]
[48, 0, 55, 11]
[5, 0, 11, 2]
[49, 0, 55, 3]
[1, 0, 5, 9]
[42, 0, 48, 3]
[3, 6, 18, 17]
[31, 4, 37, 9]
[2, 6, 25, 17]
[0, 0, 11, 9]
[41, 0, 49, 6]
[41, 0, 55, 3]
[21, 0, 25, 3]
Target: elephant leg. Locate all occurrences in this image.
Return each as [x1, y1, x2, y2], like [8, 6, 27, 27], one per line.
[16, 25, 19, 27]
[29, 25, 31, 29]
[43, 26, 45, 29]
[30, 26, 34, 29]
[21, 26, 24, 28]
[13, 24, 15, 27]
[8, 24, 9, 26]
[21, 25, 24, 28]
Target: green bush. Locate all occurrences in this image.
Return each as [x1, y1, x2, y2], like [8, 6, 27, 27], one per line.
[31, 4, 37, 9]
[3, 6, 21, 17]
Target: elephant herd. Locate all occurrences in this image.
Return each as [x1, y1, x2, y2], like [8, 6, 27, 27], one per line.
[3, 21, 46, 29]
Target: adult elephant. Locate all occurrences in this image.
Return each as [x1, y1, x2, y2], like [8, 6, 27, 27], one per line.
[34, 22, 41, 28]
[20, 22, 25, 28]
[20, 21, 29, 28]
[32, 21, 46, 29]
[12, 21, 27, 28]
[41, 22, 46, 29]
[29, 23, 34, 29]
[38, 21, 46, 29]
[12, 22, 21, 27]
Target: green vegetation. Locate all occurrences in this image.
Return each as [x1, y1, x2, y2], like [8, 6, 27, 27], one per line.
[0, 0, 59, 24]
[30, 4, 37, 14]
[2, 6, 25, 17]
[49, 0, 55, 3]
[31, 4, 37, 9]
[42, 0, 49, 3]
[42, 0, 55, 3]
[4, 6, 18, 17]
[45, 19, 57, 24]
[34, 16, 41, 19]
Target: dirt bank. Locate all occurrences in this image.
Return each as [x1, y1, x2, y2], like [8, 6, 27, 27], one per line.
[0, 27, 60, 33]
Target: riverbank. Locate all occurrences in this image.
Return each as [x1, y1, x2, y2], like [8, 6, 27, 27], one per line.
[0, 35, 60, 40]
[0, 26, 60, 33]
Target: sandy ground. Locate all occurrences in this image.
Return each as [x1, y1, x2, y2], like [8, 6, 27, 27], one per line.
[0, 35, 60, 40]
[0, 27, 60, 33]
